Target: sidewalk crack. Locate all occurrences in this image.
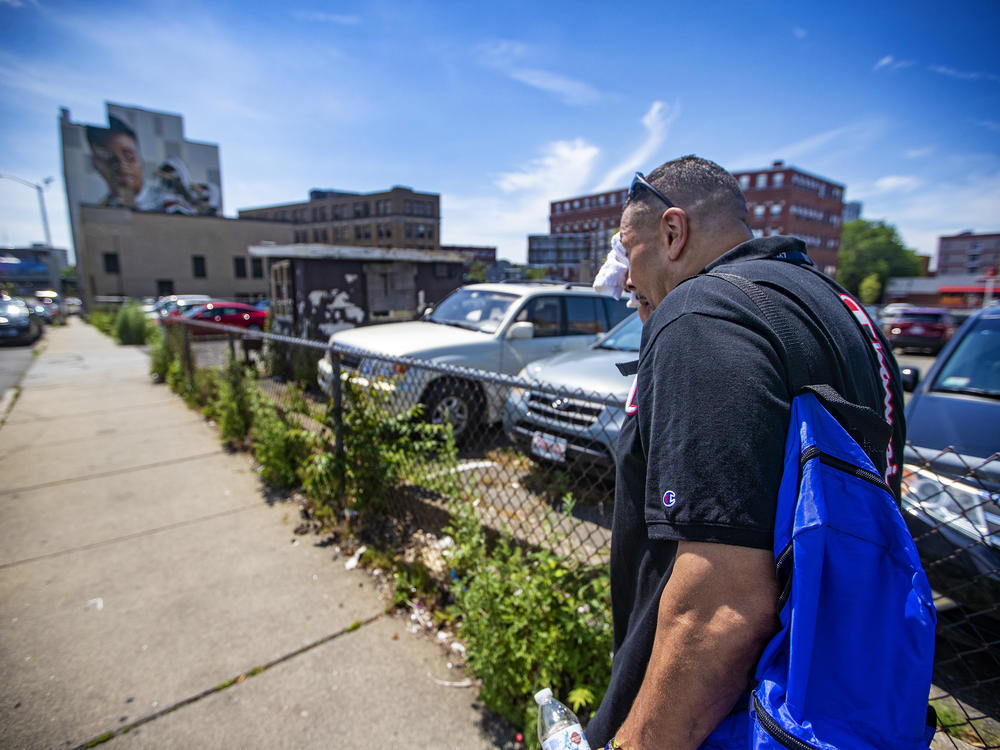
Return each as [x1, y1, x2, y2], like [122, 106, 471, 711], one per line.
[71, 613, 384, 749]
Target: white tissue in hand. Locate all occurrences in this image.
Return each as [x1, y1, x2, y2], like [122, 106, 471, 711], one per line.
[593, 232, 629, 299]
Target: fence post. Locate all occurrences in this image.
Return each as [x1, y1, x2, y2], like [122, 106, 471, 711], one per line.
[330, 346, 345, 502]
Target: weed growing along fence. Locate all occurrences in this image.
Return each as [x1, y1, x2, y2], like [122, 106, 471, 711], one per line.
[141, 316, 999, 749]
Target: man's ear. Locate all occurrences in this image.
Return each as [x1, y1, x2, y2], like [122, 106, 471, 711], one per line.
[661, 207, 689, 261]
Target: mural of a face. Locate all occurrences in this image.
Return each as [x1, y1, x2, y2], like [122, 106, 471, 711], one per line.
[91, 132, 143, 203]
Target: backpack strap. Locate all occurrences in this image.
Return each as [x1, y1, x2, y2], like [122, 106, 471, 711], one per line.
[708, 271, 890, 462]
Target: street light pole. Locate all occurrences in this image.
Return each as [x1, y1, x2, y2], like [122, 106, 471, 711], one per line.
[0, 173, 54, 248]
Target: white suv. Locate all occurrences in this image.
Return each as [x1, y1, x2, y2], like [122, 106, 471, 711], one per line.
[317, 282, 629, 439]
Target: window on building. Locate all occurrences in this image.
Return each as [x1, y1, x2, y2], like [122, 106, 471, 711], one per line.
[251, 258, 263, 278]
[772, 173, 784, 188]
[739, 175, 750, 191]
[234, 257, 247, 278]
[192, 255, 206, 278]
[756, 174, 768, 189]
[102, 252, 120, 274]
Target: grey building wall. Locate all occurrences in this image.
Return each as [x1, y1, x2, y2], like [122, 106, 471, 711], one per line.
[79, 206, 292, 305]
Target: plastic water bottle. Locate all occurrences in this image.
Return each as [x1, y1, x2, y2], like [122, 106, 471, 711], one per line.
[534, 688, 592, 750]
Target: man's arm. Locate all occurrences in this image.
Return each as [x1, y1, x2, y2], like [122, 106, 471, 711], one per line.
[612, 541, 778, 749]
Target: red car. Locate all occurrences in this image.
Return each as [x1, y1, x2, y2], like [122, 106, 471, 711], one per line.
[886, 307, 957, 354]
[182, 301, 267, 336]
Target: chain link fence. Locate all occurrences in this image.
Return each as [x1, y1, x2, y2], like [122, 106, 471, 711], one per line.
[161, 317, 1000, 748]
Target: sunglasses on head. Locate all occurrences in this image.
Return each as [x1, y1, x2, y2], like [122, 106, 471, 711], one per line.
[628, 172, 675, 208]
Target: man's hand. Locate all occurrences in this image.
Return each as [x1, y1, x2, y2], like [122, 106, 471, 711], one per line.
[613, 541, 778, 749]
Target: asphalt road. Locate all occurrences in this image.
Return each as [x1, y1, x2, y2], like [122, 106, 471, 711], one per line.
[893, 351, 938, 406]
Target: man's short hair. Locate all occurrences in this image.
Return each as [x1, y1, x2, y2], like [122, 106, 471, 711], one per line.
[626, 155, 747, 232]
[86, 116, 138, 150]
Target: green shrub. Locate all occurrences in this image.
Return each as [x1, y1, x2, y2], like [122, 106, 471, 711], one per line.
[86, 308, 116, 336]
[249, 388, 309, 489]
[148, 327, 173, 381]
[336, 377, 454, 514]
[216, 356, 254, 443]
[189, 367, 220, 414]
[165, 358, 185, 395]
[113, 302, 149, 345]
[447, 499, 613, 749]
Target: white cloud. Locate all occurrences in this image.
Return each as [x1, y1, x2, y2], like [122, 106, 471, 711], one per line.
[478, 40, 600, 106]
[291, 11, 361, 25]
[973, 119, 1000, 132]
[873, 55, 915, 72]
[873, 175, 923, 193]
[928, 65, 1000, 83]
[874, 55, 894, 71]
[442, 139, 599, 261]
[731, 119, 886, 173]
[593, 100, 679, 192]
[793, 27, 807, 39]
[864, 171, 1000, 257]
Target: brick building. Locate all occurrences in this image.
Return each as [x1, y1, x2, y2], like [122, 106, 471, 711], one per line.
[527, 234, 595, 281]
[733, 161, 845, 274]
[441, 244, 497, 264]
[239, 186, 440, 252]
[936, 231, 1000, 277]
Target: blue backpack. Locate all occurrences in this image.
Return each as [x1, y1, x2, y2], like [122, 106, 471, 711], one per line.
[700, 273, 938, 750]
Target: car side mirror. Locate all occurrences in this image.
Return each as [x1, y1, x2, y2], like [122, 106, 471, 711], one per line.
[900, 367, 920, 392]
[507, 321, 534, 340]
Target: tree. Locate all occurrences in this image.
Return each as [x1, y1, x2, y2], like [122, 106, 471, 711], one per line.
[858, 273, 882, 304]
[465, 260, 487, 283]
[836, 219, 923, 299]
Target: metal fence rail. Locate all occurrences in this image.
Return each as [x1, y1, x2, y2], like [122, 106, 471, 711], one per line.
[163, 318, 1000, 748]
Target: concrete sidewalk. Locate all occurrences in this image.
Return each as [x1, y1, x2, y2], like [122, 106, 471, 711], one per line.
[0, 319, 505, 749]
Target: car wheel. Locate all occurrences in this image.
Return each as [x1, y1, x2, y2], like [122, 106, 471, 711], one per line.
[423, 379, 483, 442]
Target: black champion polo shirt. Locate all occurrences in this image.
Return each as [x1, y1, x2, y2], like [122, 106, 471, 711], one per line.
[585, 236, 905, 746]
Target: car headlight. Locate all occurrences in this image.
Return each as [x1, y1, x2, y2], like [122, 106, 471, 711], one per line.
[902, 465, 998, 546]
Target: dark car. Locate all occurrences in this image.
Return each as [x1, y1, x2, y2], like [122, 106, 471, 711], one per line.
[887, 306, 956, 354]
[900, 303, 1000, 641]
[0, 296, 44, 344]
[182, 301, 267, 336]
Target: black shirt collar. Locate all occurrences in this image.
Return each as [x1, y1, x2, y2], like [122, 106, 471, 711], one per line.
[702, 236, 814, 273]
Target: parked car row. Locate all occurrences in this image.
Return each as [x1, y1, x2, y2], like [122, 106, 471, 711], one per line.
[317, 281, 630, 440]
[0, 294, 45, 345]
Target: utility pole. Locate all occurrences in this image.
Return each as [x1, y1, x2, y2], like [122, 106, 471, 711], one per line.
[0, 173, 54, 247]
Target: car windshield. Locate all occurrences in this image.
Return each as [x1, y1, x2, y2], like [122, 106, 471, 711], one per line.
[428, 289, 518, 333]
[596, 312, 641, 351]
[932, 313, 1000, 399]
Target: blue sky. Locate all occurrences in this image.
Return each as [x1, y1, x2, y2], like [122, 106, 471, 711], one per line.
[1, 0, 998, 265]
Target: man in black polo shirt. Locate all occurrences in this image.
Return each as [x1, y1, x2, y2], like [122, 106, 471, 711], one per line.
[586, 156, 904, 749]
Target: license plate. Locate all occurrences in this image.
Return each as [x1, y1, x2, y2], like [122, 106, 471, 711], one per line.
[531, 431, 567, 462]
